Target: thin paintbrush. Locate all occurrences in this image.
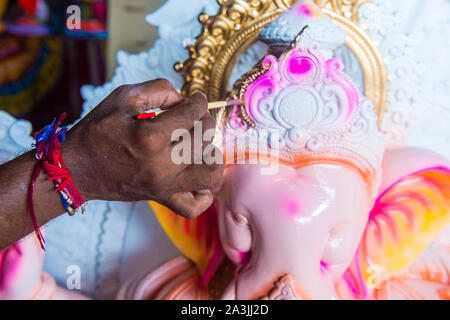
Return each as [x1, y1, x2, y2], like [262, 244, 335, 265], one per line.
[136, 99, 244, 120]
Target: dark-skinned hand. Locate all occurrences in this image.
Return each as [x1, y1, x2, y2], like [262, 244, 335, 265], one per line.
[62, 79, 224, 219]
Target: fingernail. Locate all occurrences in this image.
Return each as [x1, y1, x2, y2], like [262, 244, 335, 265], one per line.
[193, 91, 207, 99]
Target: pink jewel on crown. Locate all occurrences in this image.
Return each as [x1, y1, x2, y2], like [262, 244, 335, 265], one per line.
[224, 28, 386, 194]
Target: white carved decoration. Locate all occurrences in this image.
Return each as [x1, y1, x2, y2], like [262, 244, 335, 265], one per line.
[359, 0, 450, 152]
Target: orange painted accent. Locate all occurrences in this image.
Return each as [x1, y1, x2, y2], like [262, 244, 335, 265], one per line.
[438, 288, 450, 300]
[360, 168, 450, 281]
[224, 151, 372, 184]
[149, 201, 220, 279]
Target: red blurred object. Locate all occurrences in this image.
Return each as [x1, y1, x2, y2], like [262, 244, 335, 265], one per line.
[18, 0, 38, 15]
[136, 112, 157, 120]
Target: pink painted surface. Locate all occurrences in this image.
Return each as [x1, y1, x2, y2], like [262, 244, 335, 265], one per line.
[215, 148, 450, 299]
[0, 234, 45, 299]
[296, 3, 321, 19]
[0, 244, 22, 291]
[216, 163, 371, 299]
[119, 149, 450, 300]
[0, 231, 90, 300]
[282, 197, 301, 217]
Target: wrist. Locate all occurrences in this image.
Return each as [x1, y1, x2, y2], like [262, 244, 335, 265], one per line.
[60, 134, 95, 202]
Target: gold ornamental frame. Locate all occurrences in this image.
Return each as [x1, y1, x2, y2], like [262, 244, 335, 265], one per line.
[175, 0, 388, 124]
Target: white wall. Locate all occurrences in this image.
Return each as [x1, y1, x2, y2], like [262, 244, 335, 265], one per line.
[107, 0, 166, 79]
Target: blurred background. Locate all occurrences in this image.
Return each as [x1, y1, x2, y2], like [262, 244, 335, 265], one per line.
[0, 0, 165, 130]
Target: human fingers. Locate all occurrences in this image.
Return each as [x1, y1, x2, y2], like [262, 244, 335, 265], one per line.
[152, 91, 209, 136]
[164, 191, 214, 219]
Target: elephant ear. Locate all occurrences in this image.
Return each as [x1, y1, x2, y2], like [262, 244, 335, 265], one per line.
[359, 165, 450, 283]
[148, 201, 222, 286]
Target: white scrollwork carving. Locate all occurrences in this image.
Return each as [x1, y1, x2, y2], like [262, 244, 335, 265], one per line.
[358, 0, 450, 151]
[0, 111, 34, 164]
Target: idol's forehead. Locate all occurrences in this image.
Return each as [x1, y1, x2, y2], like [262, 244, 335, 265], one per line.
[221, 163, 370, 219]
[223, 163, 366, 193]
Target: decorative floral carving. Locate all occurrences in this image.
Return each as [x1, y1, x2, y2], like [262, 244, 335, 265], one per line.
[359, 1, 420, 148]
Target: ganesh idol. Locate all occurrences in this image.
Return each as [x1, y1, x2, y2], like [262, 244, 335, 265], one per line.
[117, 0, 450, 300]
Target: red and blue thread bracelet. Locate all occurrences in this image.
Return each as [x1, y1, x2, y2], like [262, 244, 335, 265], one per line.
[29, 113, 85, 250]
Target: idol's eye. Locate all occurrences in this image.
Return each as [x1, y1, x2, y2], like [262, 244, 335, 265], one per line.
[232, 211, 249, 226]
[224, 197, 249, 226]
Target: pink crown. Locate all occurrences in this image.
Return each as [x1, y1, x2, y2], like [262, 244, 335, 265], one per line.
[223, 30, 386, 192]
